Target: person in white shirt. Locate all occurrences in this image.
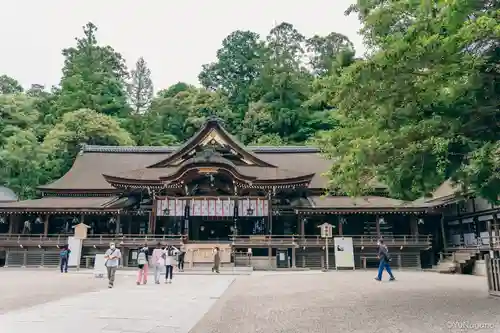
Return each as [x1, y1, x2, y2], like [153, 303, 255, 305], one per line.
[104, 242, 121, 288]
[151, 243, 165, 284]
[164, 245, 179, 283]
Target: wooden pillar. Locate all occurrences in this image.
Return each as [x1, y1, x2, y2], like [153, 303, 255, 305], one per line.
[128, 215, 132, 234]
[440, 213, 447, 253]
[8, 214, 13, 235]
[493, 214, 499, 245]
[338, 215, 344, 236]
[375, 215, 381, 238]
[487, 219, 493, 250]
[300, 216, 305, 238]
[473, 216, 481, 239]
[291, 246, 296, 268]
[43, 214, 50, 237]
[115, 214, 121, 234]
[268, 191, 273, 235]
[268, 246, 272, 269]
[458, 218, 465, 245]
[151, 192, 158, 234]
[410, 216, 419, 237]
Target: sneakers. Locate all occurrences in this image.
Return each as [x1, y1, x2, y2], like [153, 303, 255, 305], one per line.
[374, 277, 396, 281]
[165, 279, 172, 284]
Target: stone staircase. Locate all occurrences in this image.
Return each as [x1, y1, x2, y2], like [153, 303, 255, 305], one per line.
[432, 251, 476, 274]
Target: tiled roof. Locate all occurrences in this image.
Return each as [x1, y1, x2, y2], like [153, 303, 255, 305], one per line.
[0, 196, 135, 212]
[82, 144, 321, 154]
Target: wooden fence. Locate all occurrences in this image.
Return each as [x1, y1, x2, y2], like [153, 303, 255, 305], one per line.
[485, 254, 500, 297]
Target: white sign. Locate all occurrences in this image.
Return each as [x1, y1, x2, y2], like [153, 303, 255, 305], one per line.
[320, 223, 333, 238]
[67, 236, 82, 267]
[93, 254, 106, 278]
[334, 237, 355, 269]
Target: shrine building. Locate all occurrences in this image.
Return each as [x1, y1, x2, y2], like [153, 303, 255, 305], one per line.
[0, 118, 450, 269]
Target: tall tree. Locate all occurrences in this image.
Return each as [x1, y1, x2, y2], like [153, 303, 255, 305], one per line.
[0, 75, 23, 94]
[242, 22, 311, 143]
[127, 57, 154, 114]
[318, 1, 500, 201]
[55, 22, 129, 117]
[198, 30, 265, 118]
[306, 33, 355, 76]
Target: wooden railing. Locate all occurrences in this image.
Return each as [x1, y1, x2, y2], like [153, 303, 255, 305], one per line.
[446, 236, 500, 250]
[232, 234, 432, 247]
[0, 233, 432, 247]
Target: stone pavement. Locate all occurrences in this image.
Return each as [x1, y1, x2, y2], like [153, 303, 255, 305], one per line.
[2, 269, 500, 333]
[191, 271, 500, 333]
[0, 273, 235, 333]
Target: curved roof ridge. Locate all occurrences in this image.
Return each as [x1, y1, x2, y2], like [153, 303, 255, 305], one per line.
[82, 144, 320, 154]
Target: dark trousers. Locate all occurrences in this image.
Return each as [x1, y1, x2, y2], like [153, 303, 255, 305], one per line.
[165, 265, 173, 280]
[377, 260, 394, 280]
[60, 257, 68, 273]
[177, 253, 185, 270]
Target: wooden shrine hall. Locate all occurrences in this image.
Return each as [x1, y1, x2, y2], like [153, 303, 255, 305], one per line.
[0, 117, 441, 269]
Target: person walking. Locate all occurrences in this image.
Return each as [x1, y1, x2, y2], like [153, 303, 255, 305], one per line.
[164, 245, 178, 284]
[136, 244, 149, 285]
[177, 243, 186, 272]
[151, 243, 165, 284]
[375, 239, 395, 281]
[104, 242, 121, 288]
[59, 244, 71, 273]
[212, 246, 220, 273]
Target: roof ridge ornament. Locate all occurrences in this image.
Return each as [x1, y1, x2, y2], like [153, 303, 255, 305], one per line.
[206, 115, 224, 126]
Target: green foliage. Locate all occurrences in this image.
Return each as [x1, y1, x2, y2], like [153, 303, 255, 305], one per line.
[0, 19, 371, 199]
[128, 57, 154, 114]
[317, 0, 500, 202]
[0, 75, 23, 94]
[55, 22, 129, 117]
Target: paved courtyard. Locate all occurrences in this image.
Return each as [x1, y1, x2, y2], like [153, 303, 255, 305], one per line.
[192, 271, 500, 333]
[0, 269, 499, 332]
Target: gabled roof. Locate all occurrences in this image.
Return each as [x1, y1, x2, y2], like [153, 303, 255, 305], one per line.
[147, 117, 276, 168]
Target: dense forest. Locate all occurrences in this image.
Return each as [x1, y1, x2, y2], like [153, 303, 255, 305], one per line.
[0, 1, 499, 204]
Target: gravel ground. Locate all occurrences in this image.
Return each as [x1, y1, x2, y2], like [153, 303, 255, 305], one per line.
[190, 271, 500, 333]
[0, 270, 106, 314]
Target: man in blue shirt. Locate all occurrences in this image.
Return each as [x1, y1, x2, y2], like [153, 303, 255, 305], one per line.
[375, 239, 395, 281]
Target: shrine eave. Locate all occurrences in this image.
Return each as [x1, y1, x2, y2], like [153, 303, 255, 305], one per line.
[295, 207, 432, 215]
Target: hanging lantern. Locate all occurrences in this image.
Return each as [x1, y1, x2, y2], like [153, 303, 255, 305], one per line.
[200, 226, 205, 231]
[418, 218, 424, 225]
[0, 215, 5, 224]
[378, 217, 386, 225]
[35, 216, 42, 224]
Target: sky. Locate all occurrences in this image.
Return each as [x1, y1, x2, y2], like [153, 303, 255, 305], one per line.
[0, 0, 364, 91]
